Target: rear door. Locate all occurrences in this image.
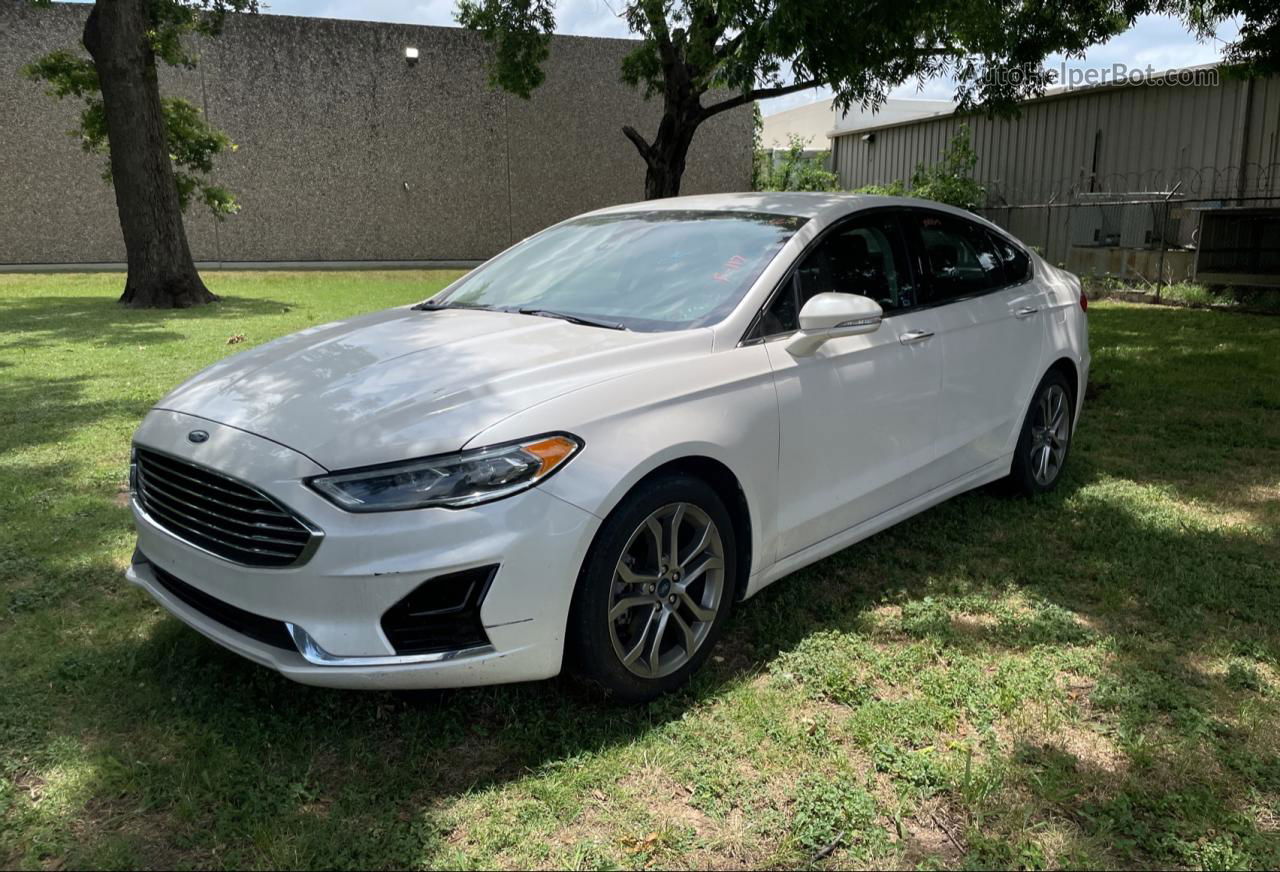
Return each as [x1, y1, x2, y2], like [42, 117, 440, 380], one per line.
[901, 209, 1047, 480]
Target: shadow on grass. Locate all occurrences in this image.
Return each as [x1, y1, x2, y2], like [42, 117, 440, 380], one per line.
[0, 374, 151, 456]
[7, 454, 1278, 867]
[2, 302, 1279, 867]
[0, 294, 295, 351]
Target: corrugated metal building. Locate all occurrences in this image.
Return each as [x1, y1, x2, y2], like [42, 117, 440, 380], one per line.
[829, 69, 1280, 284]
[832, 68, 1279, 204]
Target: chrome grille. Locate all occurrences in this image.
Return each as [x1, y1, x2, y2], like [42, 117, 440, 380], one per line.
[133, 448, 317, 567]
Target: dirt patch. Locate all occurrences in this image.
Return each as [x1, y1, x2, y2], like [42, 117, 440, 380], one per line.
[1254, 797, 1280, 833]
[617, 769, 715, 836]
[541, 767, 770, 870]
[896, 798, 966, 867]
[427, 733, 523, 793]
[1059, 672, 1103, 721]
[1048, 721, 1127, 775]
[10, 770, 47, 805]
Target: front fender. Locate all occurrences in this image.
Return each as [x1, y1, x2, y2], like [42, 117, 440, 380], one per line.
[465, 343, 782, 583]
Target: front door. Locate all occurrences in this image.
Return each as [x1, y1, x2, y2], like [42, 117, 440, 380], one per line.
[759, 212, 943, 558]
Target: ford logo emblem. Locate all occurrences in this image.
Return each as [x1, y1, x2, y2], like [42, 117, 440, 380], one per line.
[187, 430, 209, 444]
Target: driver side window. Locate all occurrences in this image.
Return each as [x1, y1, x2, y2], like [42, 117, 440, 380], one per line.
[756, 214, 914, 338]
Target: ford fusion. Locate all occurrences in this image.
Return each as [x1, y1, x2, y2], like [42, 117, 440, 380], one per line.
[126, 193, 1089, 701]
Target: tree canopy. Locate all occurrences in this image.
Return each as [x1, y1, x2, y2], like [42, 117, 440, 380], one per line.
[26, 0, 255, 220]
[459, 0, 1277, 199]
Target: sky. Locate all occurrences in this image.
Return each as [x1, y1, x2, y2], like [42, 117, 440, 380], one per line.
[199, 1, 1244, 115]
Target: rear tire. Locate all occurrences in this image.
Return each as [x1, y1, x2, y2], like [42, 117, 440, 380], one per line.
[1008, 369, 1075, 495]
[566, 474, 736, 703]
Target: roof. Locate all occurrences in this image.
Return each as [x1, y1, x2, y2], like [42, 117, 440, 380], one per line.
[761, 97, 954, 148]
[583, 192, 988, 225]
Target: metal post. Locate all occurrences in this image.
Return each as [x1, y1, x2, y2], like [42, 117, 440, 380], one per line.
[1045, 192, 1058, 263]
[1155, 181, 1183, 302]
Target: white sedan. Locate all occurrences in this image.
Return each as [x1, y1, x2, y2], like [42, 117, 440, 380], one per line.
[125, 193, 1089, 701]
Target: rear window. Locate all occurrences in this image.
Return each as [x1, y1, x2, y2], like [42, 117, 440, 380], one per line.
[988, 231, 1032, 284]
[908, 212, 1005, 303]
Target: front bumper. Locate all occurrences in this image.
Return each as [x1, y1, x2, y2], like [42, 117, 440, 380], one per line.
[126, 410, 599, 690]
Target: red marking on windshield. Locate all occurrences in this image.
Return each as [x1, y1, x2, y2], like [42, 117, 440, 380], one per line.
[713, 254, 748, 283]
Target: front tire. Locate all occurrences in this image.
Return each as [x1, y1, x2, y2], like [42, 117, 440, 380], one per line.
[566, 474, 736, 703]
[1008, 369, 1075, 495]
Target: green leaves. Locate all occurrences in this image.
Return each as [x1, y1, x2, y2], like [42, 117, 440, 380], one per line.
[23, 50, 99, 98]
[163, 98, 240, 216]
[25, 1, 252, 219]
[754, 134, 841, 193]
[461, 0, 1275, 124]
[1206, 0, 1280, 76]
[758, 124, 985, 207]
[455, 0, 555, 99]
[855, 125, 987, 210]
[905, 125, 986, 210]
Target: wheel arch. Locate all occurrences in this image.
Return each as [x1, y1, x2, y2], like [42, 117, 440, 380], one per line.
[595, 455, 754, 603]
[1045, 356, 1080, 407]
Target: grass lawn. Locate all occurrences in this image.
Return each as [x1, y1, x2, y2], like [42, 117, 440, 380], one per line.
[2, 271, 1279, 870]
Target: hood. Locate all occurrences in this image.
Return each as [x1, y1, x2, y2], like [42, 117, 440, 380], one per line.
[155, 307, 712, 470]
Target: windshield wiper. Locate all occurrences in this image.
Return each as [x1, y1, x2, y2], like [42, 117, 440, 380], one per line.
[414, 300, 627, 331]
[516, 307, 627, 331]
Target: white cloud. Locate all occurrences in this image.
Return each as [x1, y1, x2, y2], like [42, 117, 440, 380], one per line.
[554, 0, 631, 38]
[264, 0, 632, 35]
[760, 13, 1238, 118]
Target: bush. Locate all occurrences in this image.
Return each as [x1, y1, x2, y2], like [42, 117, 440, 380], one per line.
[855, 125, 986, 209]
[754, 133, 840, 193]
[1160, 282, 1218, 306]
[754, 116, 985, 207]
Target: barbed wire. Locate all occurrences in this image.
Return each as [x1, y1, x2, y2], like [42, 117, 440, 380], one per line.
[979, 162, 1280, 206]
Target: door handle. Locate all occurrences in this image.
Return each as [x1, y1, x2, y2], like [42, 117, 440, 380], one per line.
[899, 330, 935, 345]
[1014, 306, 1040, 319]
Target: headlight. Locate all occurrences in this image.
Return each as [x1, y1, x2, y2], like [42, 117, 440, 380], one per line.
[307, 433, 581, 512]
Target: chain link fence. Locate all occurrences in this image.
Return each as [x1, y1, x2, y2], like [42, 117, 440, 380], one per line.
[974, 184, 1280, 294]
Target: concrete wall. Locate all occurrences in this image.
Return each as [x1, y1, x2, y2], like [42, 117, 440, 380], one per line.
[0, 2, 752, 266]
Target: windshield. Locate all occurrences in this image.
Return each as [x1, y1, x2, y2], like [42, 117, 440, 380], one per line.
[429, 210, 807, 332]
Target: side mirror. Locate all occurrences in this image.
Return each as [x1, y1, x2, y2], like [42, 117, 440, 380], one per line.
[786, 292, 883, 356]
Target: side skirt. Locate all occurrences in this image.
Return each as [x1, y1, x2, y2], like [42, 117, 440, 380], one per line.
[744, 455, 1011, 598]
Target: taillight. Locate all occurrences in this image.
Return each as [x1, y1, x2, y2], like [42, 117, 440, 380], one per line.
[1079, 290, 1088, 313]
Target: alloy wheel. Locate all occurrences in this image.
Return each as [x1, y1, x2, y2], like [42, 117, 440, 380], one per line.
[1029, 383, 1070, 486]
[607, 502, 726, 678]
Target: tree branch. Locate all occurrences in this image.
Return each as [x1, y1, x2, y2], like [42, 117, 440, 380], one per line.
[639, 0, 677, 70]
[714, 29, 746, 63]
[701, 78, 822, 119]
[621, 124, 654, 162]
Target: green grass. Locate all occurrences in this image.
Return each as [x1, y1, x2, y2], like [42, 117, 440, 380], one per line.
[3, 272, 1279, 870]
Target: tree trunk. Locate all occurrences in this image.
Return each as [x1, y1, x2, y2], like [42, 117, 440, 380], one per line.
[624, 95, 703, 200]
[83, 0, 217, 308]
[641, 124, 698, 199]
